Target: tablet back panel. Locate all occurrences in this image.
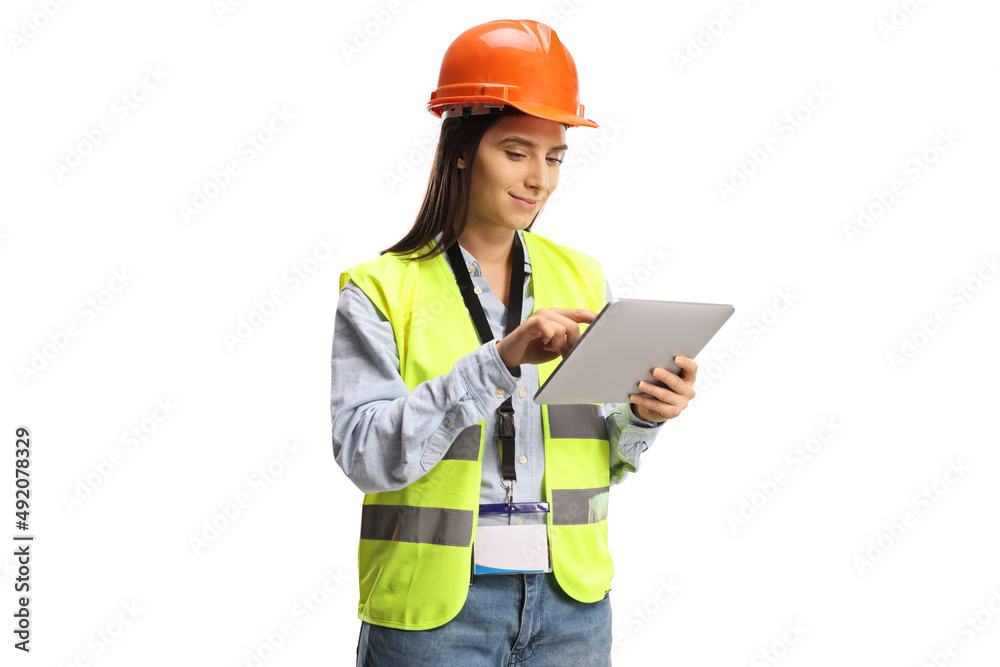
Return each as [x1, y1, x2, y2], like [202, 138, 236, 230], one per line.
[533, 298, 735, 405]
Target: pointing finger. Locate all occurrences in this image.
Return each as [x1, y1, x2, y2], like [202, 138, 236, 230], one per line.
[549, 308, 596, 324]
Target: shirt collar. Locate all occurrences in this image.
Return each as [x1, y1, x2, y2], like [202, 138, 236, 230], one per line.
[432, 229, 532, 278]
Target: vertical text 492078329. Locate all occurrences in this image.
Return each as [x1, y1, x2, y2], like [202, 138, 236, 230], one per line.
[13, 426, 33, 652]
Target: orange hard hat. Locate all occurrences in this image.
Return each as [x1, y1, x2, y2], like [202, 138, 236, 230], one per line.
[427, 19, 598, 128]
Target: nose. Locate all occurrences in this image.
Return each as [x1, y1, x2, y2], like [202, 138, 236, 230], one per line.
[524, 154, 550, 193]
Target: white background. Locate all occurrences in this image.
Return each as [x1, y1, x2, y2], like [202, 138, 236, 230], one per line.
[2, 0, 999, 665]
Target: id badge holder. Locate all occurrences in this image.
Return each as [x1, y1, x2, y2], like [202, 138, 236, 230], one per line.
[473, 502, 552, 575]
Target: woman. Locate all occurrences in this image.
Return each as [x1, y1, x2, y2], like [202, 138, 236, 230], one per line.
[331, 19, 698, 666]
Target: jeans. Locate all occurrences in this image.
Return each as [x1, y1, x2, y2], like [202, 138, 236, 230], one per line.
[355, 572, 612, 666]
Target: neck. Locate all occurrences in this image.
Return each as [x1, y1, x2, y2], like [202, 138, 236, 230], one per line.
[456, 226, 518, 268]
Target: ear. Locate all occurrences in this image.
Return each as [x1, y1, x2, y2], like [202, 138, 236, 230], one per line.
[457, 155, 466, 169]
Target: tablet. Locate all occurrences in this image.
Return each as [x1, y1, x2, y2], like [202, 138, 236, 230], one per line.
[532, 298, 735, 405]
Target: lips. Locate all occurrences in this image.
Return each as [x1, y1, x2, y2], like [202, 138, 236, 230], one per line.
[510, 194, 539, 210]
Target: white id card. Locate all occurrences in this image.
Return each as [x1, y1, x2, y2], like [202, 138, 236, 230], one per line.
[473, 523, 551, 574]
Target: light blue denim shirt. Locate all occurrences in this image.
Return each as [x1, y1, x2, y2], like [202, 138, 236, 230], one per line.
[331, 229, 662, 526]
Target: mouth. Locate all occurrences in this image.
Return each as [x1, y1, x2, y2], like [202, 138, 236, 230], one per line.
[510, 194, 539, 210]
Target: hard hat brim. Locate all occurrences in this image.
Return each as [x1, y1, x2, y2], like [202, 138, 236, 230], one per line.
[505, 100, 599, 128]
[430, 98, 598, 129]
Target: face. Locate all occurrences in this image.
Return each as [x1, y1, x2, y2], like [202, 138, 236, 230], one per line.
[457, 113, 567, 236]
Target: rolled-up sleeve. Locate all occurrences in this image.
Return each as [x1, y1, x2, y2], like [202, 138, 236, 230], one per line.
[331, 280, 518, 494]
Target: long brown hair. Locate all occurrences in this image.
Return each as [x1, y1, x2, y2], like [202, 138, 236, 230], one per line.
[380, 108, 569, 261]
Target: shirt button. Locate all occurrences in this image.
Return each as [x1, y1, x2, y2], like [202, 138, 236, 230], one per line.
[518, 388, 526, 398]
[473, 285, 482, 294]
[468, 263, 476, 273]
[495, 387, 506, 398]
[518, 454, 527, 464]
[447, 420, 454, 428]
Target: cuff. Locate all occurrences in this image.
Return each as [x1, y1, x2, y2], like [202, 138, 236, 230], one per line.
[627, 402, 664, 429]
[452, 340, 520, 414]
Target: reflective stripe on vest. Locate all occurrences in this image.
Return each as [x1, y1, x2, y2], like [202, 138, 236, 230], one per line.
[360, 484, 609, 548]
[440, 425, 481, 461]
[547, 403, 608, 440]
[340, 230, 613, 631]
[360, 504, 474, 546]
[551, 486, 610, 525]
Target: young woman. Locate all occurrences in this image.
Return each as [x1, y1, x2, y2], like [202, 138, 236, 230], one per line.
[331, 19, 698, 666]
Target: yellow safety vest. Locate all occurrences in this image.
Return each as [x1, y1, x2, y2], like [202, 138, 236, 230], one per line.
[338, 230, 613, 630]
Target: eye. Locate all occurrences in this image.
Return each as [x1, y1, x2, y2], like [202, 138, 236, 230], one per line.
[505, 150, 563, 164]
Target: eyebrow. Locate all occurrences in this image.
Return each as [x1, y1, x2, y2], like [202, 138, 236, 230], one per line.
[498, 136, 569, 152]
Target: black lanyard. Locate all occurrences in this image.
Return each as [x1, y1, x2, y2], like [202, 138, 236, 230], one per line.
[446, 234, 524, 503]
